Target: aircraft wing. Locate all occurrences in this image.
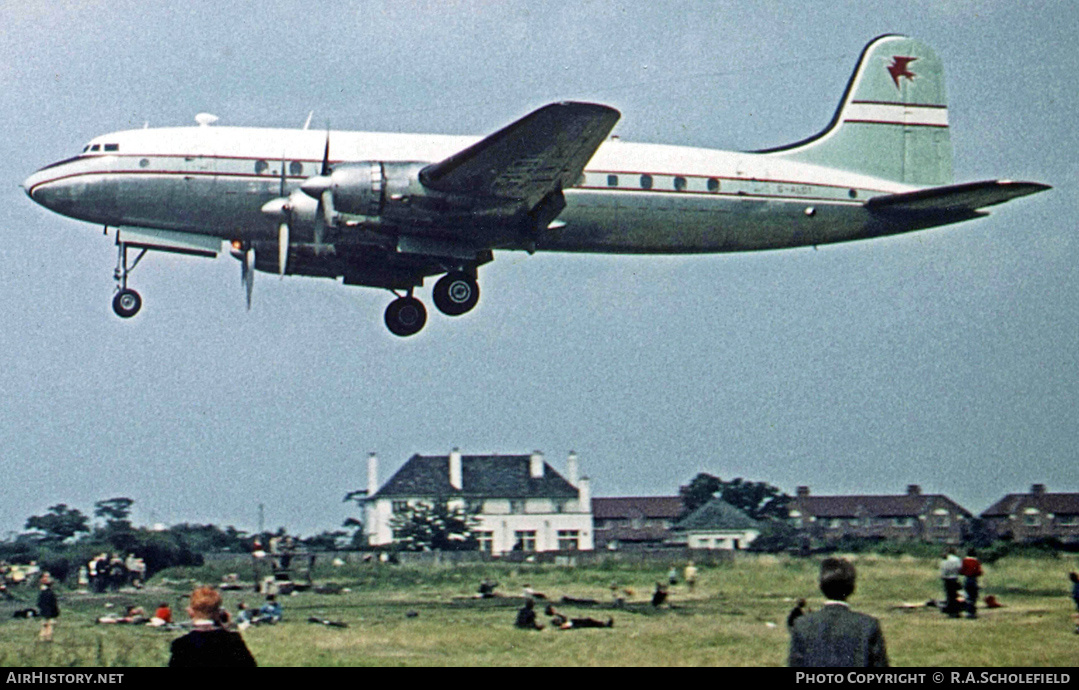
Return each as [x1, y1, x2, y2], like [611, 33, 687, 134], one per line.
[866, 180, 1051, 214]
[418, 101, 620, 208]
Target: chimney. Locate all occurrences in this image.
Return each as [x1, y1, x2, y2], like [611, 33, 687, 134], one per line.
[367, 453, 379, 495]
[530, 450, 544, 479]
[578, 476, 591, 512]
[1031, 483, 1046, 496]
[796, 486, 810, 497]
[566, 451, 579, 487]
[906, 484, 922, 496]
[449, 448, 463, 490]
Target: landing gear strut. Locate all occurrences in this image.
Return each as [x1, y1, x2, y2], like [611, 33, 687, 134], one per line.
[384, 292, 427, 337]
[433, 271, 480, 316]
[112, 240, 146, 318]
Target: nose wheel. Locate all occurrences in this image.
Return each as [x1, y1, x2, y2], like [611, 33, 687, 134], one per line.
[112, 288, 142, 318]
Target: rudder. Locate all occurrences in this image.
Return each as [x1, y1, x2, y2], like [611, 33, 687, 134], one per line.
[763, 35, 953, 187]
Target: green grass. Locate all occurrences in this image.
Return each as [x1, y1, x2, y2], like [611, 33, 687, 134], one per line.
[1, 554, 1076, 666]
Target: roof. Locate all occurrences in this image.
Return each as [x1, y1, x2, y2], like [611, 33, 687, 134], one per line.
[592, 496, 683, 520]
[372, 454, 579, 500]
[672, 498, 761, 532]
[981, 492, 1079, 518]
[791, 494, 972, 519]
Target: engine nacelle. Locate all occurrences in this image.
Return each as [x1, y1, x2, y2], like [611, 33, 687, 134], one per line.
[324, 161, 431, 220]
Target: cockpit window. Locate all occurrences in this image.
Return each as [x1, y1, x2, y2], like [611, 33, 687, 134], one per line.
[104, 144, 119, 152]
[82, 145, 90, 153]
[90, 144, 100, 152]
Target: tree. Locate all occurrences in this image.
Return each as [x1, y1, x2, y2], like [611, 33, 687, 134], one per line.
[94, 497, 134, 526]
[678, 473, 791, 521]
[678, 473, 724, 519]
[24, 504, 90, 543]
[388, 501, 479, 551]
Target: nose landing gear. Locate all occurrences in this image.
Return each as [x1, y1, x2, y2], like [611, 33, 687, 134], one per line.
[112, 240, 146, 318]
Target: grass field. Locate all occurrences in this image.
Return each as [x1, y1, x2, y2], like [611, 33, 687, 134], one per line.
[1, 554, 1076, 667]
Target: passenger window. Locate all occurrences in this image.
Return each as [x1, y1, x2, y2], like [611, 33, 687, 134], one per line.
[674, 176, 687, 191]
[707, 178, 720, 192]
[104, 144, 119, 152]
[640, 174, 653, 190]
[607, 174, 618, 187]
[289, 161, 304, 176]
[255, 160, 269, 174]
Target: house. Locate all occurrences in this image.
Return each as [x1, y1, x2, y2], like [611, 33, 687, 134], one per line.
[591, 496, 683, 549]
[980, 484, 1079, 544]
[363, 449, 592, 555]
[788, 485, 972, 544]
[669, 497, 761, 550]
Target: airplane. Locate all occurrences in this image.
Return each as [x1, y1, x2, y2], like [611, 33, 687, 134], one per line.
[23, 35, 1049, 337]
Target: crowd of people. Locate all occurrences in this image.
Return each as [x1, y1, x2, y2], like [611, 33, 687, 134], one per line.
[7, 553, 1079, 667]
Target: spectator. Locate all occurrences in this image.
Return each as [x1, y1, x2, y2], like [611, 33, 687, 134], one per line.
[789, 558, 888, 668]
[36, 573, 59, 642]
[959, 549, 983, 619]
[514, 599, 544, 630]
[939, 548, 962, 618]
[169, 587, 256, 667]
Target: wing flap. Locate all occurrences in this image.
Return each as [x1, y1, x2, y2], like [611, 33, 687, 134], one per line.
[866, 180, 1051, 213]
[419, 101, 620, 207]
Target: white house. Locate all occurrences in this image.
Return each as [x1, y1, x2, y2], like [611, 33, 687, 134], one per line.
[669, 497, 761, 550]
[363, 449, 593, 555]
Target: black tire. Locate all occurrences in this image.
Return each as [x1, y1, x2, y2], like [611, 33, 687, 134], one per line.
[384, 296, 427, 337]
[112, 289, 142, 318]
[433, 272, 479, 316]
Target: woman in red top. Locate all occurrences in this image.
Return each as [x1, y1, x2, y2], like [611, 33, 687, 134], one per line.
[959, 549, 983, 619]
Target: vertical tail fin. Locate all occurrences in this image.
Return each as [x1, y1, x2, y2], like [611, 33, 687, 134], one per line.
[764, 35, 953, 187]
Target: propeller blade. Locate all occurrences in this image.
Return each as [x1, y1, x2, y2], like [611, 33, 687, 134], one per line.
[321, 189, 335, 228]
[243, 247, 255, 310]
[320, 130, 331, 176]
[278, 223, 289, 277]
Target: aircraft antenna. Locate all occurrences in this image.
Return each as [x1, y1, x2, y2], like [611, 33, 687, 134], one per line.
[303, 111, 314, 130]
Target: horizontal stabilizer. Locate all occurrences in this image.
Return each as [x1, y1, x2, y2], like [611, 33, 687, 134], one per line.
[866, 180, 1051, 214]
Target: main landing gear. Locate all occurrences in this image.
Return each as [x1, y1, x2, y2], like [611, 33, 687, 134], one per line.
[383, 271, 481, 337]
[112, 241, 146, 318]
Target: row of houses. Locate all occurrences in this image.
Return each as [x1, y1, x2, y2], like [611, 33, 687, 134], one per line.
[359, 450, 1079, 555]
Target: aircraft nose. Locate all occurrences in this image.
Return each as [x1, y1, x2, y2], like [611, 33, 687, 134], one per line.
[24, 168, 53, 204]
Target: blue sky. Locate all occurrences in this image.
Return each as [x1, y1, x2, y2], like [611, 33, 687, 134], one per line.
[2, 1, 1075, 536]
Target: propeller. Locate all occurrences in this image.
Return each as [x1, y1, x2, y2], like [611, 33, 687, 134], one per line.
[242, 245, 255, 309]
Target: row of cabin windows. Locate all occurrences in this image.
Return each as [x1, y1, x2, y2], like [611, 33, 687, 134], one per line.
[601, 173, 721, 192]
[255, 160, 306, 176]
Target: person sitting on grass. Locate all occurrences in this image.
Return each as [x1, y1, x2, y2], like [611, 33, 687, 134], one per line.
[514, 598, 544, 630]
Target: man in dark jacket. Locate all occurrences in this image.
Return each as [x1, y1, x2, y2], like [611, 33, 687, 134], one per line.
[789, 558, 888, 667]
[36, 573, 59, 642]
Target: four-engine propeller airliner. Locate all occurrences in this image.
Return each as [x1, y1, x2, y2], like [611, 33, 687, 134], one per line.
[24, 35, 1049, 336]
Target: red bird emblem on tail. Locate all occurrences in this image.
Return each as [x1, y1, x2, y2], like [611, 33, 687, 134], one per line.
[887, 56, 917, 89]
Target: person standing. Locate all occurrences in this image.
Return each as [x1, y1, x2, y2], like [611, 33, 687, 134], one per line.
[789, 558, 888, 667]
[1069, 572, 1079, 634]
[959, 549, 983, 619]
[36, 573, 59, 642]
[939, 548, 962, 618]
[684, 561, 699, 593]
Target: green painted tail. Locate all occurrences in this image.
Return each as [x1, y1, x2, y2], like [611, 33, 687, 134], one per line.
[763, 35, 953, 187]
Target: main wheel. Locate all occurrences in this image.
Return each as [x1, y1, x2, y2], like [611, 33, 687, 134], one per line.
[384, 296, 427, 337]
[112, 288, 142, 318]
[433, 271, 479, 316]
